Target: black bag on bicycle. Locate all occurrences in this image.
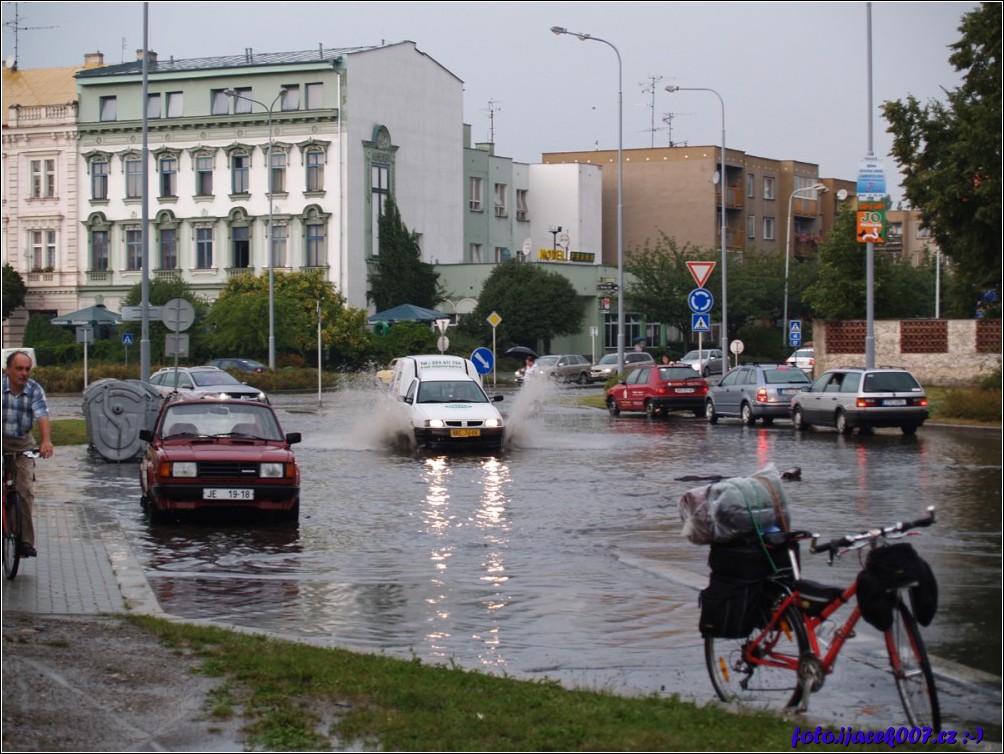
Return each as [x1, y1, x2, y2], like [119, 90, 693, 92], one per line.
[856, 543, 938, 631]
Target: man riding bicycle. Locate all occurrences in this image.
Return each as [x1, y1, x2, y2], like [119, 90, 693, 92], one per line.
[2, 350, 54, 558]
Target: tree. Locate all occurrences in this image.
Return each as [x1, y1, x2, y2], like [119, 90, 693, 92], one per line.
[2, 263, 27, 320]
[459, 261, 584, 353]
[367, 195, 442, 311]
[121, 278, 211, 364]
[625, 235, 705, 340]
[882, 2, 1002, 300]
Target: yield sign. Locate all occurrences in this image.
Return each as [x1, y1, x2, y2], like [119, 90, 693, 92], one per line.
[686, 261, 716, 288]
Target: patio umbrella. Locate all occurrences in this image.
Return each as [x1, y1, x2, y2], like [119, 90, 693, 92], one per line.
[366, 303, 449, 324]
[504, 346, 538, 360]
[50, 304, 122, 327]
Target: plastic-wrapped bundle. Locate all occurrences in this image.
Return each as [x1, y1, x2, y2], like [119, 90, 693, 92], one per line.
[679, 464, 789, 545]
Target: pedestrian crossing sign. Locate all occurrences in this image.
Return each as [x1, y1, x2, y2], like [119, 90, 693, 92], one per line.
[692, 313, 710, 332]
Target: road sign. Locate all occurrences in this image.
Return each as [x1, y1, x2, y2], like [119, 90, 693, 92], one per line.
[856, 156, 887, 198]
[487, 311, 502, 328]
[437, 335, 450, 353]
[688, 288, 714, 314]
[596, 282, 619, 292]
[730, 339, 745, 355]
[686, 261, 716, 288]
[121, 305, 163, 321]
[789, 319, 802, 348]
[121, 332, 134, 346]
[471, 347, 494, 375]
[691, 313, 710, 333]
[162, 298, 195, 332]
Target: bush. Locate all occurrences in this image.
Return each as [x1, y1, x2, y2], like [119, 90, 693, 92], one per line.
[932, 386, 1002, 422]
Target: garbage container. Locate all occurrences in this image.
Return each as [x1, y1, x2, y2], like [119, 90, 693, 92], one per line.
[82, 379, 163, 462]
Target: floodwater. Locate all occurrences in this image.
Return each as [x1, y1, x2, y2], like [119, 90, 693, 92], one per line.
[46, 380, 1002, 738]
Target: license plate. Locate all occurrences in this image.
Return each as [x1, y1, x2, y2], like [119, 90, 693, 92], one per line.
[203, 488, 254, 500]
[884, 399, 907, 406]
[675, 388, 695, 393]
[450, 428, 481, 438]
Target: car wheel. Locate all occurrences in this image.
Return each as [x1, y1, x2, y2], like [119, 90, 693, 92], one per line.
[740, 402, 756, 426]
[792, 406, 811, 431]
[706, 400, 718, 424]
[835, 410, 852, 434]
[901, 425, 918, 435]
[606, 397, 620, 417]
[762, 417, 774, 426]
[146, 498, 168, 526]
[279, 500, 300, 524]
[577, 372, 588, 385]
[644, 400, 657, 418]
[702, 366, 710, 378]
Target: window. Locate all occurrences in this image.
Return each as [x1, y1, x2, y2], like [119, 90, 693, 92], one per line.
[147, 93, 161, 119]
[195, 154, 214, 196]
[125, 157, 143, 198]
[159, 156, 177, 197]
[232, 87, 252, 114]
[269, 149, 286, 194]
[763, 216, 776, 241]
[917, 227, 931, 239]
[211, 89, 230, 115]
[232, 226, 250, 268]
[159, 228, 177, 269]
[196, 227, 214, 268]
[494, 183, 507, 217]
[30, 230, 56, 270]
[92, 230, 109, 271]
[270, 224, 287, 268]
[305, 223, 326, 266]
[30, 159, 56, 198]
[281, 85, 300, 111]
[231, 153, 250, 194]
[470, 243, 483, 263]
[794, 176, 818, 194]
[494, 246, 507, 263]
[371, 163, 390, 256]
[469, 177, 483, 211]
[305, 83, 323, 109]
[747, 214, 756, 239]
[166, 91, 183, 118]
[91, 159, 109, 200]
[762, 176, 776, 200]
[126, 228, 143, 271]
[516, 189, 529, 221]
[100, 96, 117, 121]
[305, 149, 324, 192]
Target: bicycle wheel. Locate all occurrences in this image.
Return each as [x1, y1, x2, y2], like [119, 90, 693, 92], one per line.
[886, 597, 941, 730]
[705, 602, 808, 709]
[3, 492, 22, 580]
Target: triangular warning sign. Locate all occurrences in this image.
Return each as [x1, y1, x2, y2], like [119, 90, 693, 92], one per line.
[687, 261, 716, 288]
[790, 321, 801, 333]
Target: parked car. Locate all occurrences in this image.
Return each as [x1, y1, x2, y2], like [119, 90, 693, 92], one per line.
[605, 364, 708, 417]
[210, 358, 266, 374]
[679, 348, 725, 377]
[149, 366, 269, 403]
[138, 397, 301, 524]
[706, 364, 813, 425]
[785, 347, 815, 375]
[589, 351, 655, 383]
[531, 354, 593, 384]
[790, 367, 929, 435]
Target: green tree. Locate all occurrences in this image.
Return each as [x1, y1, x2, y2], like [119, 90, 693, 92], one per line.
[625, 235, 704, 339]
[2, 263, 27, 320]
[882, 2, 1002, 299]
[121, 278, 211, 364]
[367, 195, 442, 311]
[459, 261, 584, 353]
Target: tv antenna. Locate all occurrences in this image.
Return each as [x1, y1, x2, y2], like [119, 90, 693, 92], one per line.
[640, 74, 665, 148]
[486, 98, 501, 145]
[3, 2, 58, 71]
[660, 112, 690, 147]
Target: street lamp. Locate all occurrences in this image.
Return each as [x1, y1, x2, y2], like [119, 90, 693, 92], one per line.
[224, 87, 286, 372]
[783, 183, 828, 347]
[551, 26, 625, 374]
[666, 85, 728, 365]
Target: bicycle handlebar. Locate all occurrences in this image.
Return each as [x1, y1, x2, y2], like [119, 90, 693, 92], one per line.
[809, 506, 936, 564]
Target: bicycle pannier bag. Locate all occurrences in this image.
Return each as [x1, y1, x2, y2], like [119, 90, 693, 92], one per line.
[699, 575, 764, 638]
[856, 543, 938, 631]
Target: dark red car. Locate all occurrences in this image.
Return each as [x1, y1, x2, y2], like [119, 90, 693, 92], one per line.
[139, 397, 301, 524]
[605, 364, 708, 417]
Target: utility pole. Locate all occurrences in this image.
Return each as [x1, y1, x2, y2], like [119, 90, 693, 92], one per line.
[640, 75, 665, 148]
[2, 2, 57, 70]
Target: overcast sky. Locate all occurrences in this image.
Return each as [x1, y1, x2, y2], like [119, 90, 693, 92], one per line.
[2, 1, 977, 205]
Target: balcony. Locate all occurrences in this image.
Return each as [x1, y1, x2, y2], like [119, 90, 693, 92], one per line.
[226, 266, 255, 279]
[154, 268, 181, 281]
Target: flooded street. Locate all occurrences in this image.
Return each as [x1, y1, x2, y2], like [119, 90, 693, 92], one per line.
[41, 382, 1001, 737]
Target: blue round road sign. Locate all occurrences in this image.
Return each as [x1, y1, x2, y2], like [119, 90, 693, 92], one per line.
[688, 288, 714, 314]
[471, 347, 494, 375]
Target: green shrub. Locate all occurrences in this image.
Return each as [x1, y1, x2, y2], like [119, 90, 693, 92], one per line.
[932, 386, 1002, 422]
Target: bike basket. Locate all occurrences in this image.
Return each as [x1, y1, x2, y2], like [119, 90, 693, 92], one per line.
[698, 574, 766, 638]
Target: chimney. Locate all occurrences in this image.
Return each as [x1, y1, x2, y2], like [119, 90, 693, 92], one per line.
[135, 49, 158, 64]
[83, 52, 105, 68]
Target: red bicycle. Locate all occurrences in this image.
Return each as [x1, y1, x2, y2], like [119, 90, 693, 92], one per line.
[3, 448, 40, 580]
[704, 507, 940, 730]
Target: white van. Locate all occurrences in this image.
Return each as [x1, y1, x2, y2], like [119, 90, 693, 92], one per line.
[391, 355, 505, 451]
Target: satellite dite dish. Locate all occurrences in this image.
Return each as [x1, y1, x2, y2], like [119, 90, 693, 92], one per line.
[837, 189, 849, 201]
[5, 57, 15, 69]
[712, 170, 721, 185]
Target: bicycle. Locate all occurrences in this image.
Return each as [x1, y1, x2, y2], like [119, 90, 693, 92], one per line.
[704, 507, 940, 731]
[3, 448, 40, 580]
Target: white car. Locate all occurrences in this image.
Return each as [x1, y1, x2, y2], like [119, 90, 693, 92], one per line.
[786, 347, 815, 375]
[679, 349, 725, 377]
[148, 366, 268, 403]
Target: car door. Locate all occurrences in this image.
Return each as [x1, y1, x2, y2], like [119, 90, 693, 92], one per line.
[619, 366, 647, 410]
[715, 367, 746, 415]
[802, 372, 844, 423]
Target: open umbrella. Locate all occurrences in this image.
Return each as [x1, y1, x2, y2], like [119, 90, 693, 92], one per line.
[504, 346, 538, 360]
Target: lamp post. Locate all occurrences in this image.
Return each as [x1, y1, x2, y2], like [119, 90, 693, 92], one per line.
[551, 26, 624, 374]
[666, 86, 728, 365]
[783, 183, 827, 347]
[224, 87, 286, 371]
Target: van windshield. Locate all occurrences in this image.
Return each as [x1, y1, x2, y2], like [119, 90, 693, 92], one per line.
[417, 380, 487, 403]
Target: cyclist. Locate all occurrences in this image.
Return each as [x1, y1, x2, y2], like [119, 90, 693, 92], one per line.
[2, 350, 54, 558]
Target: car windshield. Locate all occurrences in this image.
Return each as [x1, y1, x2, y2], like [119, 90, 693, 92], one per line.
[597, 354, 619, 365]
[764, 368, 812, 384]
[160, 403, 283, 440]
[681, 351, 708, 361]
[659, 367, 700, 380]
[417, 380, 487, 403]
[863, 372, 922, 392]
[537, 356, 560, 366]
[191, 370, 242, 387]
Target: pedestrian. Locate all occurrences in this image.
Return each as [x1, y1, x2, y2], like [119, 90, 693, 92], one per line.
[523, 354, 540, 380]
[660, 353, 673, 365]
[2, 350, 54, 558]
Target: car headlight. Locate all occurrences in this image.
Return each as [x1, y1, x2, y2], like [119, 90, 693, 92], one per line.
[484, 418, 502, 428]
[173, 461, 197, 477]
[260, 462, 285, 478]
[426, 419, 446, 428]
[256, 391, 267, 402]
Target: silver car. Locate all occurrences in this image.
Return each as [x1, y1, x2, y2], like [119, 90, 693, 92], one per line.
[534, 354, 593, 384]
[790, 367, 929, 435]
[706, 364, 812, 425]
[149, 366, 269, 403]
[680, 348, 725, 377]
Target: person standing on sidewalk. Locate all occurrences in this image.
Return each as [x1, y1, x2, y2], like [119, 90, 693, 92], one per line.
[2, 350, 54, 557]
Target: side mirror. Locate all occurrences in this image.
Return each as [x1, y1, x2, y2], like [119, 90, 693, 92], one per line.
[492, 394, 504, 403]
[285, 432, 302, 445]
[139, 429, 153, 442]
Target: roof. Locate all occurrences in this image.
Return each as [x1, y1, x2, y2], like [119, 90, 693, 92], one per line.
[1, 64, 82, 118]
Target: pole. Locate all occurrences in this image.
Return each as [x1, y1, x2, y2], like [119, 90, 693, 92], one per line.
[139, 2, 151, 382]
[316, 299, 322, 405]
[865, 2, 876, 369]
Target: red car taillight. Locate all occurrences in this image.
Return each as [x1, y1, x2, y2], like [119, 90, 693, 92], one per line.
[756, 388, 768, 402]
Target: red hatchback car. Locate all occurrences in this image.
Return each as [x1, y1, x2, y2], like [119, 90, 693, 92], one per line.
[139, 398, 301, 524]
[605, 364, 709, 417]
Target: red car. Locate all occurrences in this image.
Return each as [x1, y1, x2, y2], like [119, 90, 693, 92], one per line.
[139, 397, 301, 524]
[605, 364, 708, 417]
